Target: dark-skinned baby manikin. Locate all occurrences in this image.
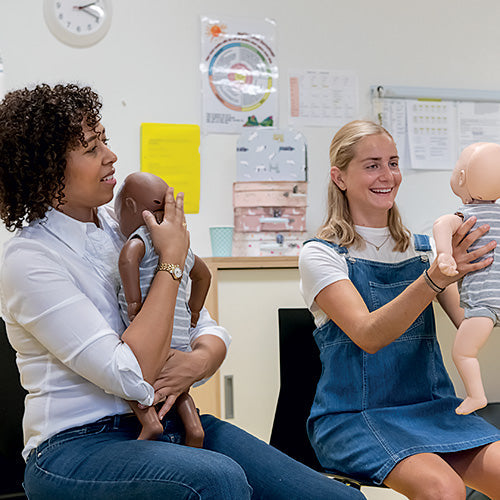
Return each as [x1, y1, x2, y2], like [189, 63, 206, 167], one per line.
[115, 172, 211, 446]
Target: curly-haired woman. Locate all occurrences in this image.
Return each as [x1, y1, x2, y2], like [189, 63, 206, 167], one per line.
[0, 84, 363, 500]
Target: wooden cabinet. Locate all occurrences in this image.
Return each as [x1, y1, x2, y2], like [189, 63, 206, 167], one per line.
[191, 256, 303, 441]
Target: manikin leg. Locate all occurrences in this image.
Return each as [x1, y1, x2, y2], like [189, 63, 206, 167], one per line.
[453, 316, 493, 415]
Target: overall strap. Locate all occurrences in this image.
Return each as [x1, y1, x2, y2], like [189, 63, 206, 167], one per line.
[304, 237, 348, 255]
[413, 233, 431, 252]
[305, 234, 431, 255]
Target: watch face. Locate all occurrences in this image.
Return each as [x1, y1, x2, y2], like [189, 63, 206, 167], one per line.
[44, 0, 112, 47]
[173, 267, 183, 279]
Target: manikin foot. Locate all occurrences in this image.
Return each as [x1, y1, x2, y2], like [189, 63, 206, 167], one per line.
[455, 396, 487, 415]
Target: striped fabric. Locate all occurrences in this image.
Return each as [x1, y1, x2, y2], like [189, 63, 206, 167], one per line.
[118, 225, 195, 351]
[459, 203, 500, 321]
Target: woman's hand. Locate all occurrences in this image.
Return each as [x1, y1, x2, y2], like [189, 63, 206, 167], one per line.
[429, 216, 496, 288]
[142, 186, 189, 266]
[149, 349, 207, 420]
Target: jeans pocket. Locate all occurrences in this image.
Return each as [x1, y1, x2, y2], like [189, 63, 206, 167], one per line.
[37, 423, 108, 461]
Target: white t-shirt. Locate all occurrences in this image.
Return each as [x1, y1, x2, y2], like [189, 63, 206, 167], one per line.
[299, 226, 434, 327]
[0, 206, 230, 460]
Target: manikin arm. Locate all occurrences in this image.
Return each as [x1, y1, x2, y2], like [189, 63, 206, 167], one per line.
[119, 237, 146, 321]
[188, 255, 211, 327]
[433, 213, 464, 276]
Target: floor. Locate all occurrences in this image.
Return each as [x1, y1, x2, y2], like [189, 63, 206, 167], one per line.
[362, 486, 406, 499]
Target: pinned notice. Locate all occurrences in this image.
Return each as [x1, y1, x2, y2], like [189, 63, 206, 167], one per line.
[140, 123, 200, 213]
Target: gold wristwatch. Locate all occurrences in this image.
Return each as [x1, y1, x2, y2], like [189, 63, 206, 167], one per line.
[155, 263, 183, 281]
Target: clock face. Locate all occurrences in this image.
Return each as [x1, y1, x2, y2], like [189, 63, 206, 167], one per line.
[44, 0, 112, 47]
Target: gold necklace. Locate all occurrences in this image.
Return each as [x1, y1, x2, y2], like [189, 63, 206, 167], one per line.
[364, 234, 391, 251]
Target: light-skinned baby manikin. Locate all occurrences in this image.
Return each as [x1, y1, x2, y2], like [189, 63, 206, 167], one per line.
[433, 142, 500, 415]
[115, 172, 211, 445]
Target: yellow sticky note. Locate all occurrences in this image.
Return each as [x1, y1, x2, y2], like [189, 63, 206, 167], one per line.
[140, 123, 200, 213]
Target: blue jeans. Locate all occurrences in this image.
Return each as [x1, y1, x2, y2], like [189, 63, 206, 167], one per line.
[24, 412, 363, 499]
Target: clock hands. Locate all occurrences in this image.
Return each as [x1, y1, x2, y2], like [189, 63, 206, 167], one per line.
[73, 2, 103, 22]
[75, 2, 97, 9]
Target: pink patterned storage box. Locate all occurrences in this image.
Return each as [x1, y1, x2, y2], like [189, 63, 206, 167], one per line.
[233, 181, 307, 233]
[233, 181, 307, 208]
[234, 207, 306, 232]
[232, 231, 306, 257]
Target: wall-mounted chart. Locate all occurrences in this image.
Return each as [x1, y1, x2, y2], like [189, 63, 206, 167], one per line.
[208, 42, 273, 112]
[201, 16, 278, 134]
[373, 85, 500, 170]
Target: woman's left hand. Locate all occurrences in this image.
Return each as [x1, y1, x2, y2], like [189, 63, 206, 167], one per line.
[150, 350, 205, 420]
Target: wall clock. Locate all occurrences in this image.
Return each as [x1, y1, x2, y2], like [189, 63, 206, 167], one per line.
[43, 0, 113, 48]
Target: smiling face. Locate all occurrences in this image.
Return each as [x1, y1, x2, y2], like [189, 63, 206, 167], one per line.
[330, 133, 401, 227]
[59, 121, 117, 222]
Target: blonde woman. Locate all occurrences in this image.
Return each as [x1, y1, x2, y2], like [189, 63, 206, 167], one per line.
[299, 120, 500, 498]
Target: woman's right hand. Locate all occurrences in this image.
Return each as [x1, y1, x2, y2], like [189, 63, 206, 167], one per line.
[429, 216, 496, 288]
[142, 187, 189, 266]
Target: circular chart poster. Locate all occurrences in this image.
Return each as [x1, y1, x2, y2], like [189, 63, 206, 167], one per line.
[201, 16, 278, 134]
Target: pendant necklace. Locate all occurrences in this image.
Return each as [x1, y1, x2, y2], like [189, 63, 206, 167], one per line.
[364, 234, 391, 251]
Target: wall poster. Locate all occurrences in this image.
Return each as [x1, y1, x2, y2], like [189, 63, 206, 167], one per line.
[200, 16, 278, 134]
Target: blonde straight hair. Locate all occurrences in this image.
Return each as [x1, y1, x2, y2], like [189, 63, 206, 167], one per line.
[317, 120, 411, 252]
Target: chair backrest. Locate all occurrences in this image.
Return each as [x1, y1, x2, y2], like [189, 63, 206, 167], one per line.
[465, 402, 500, 499]
[270, 307, 323, 471]
[0, 318, 27, 497]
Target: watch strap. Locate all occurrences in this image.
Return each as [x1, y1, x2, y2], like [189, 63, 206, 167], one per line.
[155, 262, 183, 280]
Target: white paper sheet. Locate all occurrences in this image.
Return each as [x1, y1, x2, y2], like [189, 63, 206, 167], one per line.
[378, 98, 410, 169]
[457, 101, 500, 150]
[406, 100, 457, 170]
[288, 69, 358, 127]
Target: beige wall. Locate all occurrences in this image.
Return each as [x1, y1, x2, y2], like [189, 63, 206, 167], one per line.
[1, 1, 500, 255]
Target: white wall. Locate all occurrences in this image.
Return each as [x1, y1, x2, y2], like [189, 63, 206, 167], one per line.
[1, 0, 500, 255]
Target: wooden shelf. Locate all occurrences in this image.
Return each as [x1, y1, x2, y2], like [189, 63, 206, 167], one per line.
[203, 256, 298, 271]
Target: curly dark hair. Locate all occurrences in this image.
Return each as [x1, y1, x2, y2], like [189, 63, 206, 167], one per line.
[0, 83, 102, 230]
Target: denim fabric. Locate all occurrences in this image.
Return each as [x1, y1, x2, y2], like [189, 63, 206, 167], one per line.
[24, 411, 363, 500]
[306, 236, 500, 485]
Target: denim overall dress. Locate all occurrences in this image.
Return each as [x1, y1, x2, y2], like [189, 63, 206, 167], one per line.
[306, 236, 500, 485]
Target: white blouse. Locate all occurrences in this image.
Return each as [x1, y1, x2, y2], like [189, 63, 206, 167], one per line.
[0, 206, 230, 459]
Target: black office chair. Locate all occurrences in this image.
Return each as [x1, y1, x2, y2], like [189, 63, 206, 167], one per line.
[270, 307, 378, 490]
[270, 308, 500, 495]
[464, 402, 500, 500]
[0, 318, 27, 499]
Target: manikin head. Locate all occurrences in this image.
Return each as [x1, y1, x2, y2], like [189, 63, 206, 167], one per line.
[114, 172, 168, 238]
[451, 142, 500, 204]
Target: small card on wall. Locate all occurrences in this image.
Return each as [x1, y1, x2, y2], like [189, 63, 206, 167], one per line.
[236, 128, 307, 182]
[140, 123, 200, 213]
